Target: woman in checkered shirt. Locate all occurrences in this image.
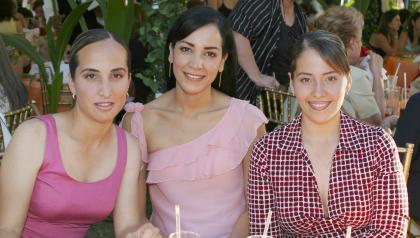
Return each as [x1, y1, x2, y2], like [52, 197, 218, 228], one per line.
[248, 30, 409, 237]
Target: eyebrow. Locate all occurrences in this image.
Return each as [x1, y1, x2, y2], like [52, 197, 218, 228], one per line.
[296, 71, 337, 76]
[80, 68, 100, 73]
[80, 67, 127, 73]
[111, 67, 127, 72]
[178, 40, 221, 50]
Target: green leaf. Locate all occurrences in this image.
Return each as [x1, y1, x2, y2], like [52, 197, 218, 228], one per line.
[137, 72, 159, 92]
[104, 0, 134, 45]
[46, 19, 59, 72]
[48, 72, 63, 113]
[66, 0, 89, 32]
[55, 1, 91, 68]
[352, 0, 370, 15]
[0, 34, 49, 88]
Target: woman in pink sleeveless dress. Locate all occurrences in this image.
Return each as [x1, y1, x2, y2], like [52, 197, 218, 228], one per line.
[0, 29, 161, 238]
[123, 7, 267, 238]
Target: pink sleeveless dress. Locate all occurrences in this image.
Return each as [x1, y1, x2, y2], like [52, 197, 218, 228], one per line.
[125, 98, 267, 238]
[22, 115, 127, 238]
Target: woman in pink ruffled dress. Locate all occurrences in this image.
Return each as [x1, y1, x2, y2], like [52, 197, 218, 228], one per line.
[123, 7, 267, 238]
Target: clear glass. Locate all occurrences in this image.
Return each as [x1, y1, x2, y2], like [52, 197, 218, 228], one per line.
[386, 75, 398, 89]
[168, 231, 201, 238]
[384, 86, 401, 116]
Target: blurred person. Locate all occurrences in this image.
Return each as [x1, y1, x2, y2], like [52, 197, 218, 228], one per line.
[394, 92, 420, 224]
[0, 0, 24, 34]
[31, 0, 45, 29]
[315, 6, 385, 126]
[123, 7, 267, 238]
[229, 0, 307, 104]
[0, 37, 29, 114]
[0, 29, 161, 238]
[399, 11, 420, 54]
[16, 0, 33, 18]
[207, 0, 238, 18]
[57, 0, 102, 44]
[369, 9, 405, 58]
[249, 30, 408, 236]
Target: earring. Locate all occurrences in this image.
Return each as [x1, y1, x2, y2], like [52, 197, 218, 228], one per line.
[218, 72, 222, 88]
[72, 93, 76, 100]
[126, 92, 130, 100]
[168, 62, 172, 78]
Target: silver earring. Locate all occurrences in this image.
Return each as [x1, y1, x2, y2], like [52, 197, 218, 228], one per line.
[168, 62, 172, 78]
[218, 72, 222, 87]
[72, 93, 76, 100]
[126, 92, 130, 100]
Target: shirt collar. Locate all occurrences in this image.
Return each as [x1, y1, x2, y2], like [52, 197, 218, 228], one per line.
[276, 111, 361, 151]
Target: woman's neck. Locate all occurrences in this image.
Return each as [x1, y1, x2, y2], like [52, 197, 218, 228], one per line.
[172, 87, 217, 117]
[282, 0, 294, 11]
[64, 109, 114, 147]
[301, 113, 341, 144]
[281, 0, 295, 25]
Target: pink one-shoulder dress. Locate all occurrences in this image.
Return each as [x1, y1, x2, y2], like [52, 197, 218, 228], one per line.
[125, 98, 267, 238]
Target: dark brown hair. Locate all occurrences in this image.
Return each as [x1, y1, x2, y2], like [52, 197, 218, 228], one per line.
[290, 30, 350, 77]
[69, 29, 131, 79]
[165, 6, 237, 97]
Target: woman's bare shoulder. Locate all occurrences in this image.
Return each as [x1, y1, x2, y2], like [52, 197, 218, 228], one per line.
[13, 118, 46, 140]
[2, 118, 46, 166]
[370, 32, 387, 44]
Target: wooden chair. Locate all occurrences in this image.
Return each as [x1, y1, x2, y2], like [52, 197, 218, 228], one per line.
[258, 88, 296, 127]
[0, 101, 38, 153]
[410, 221, 420, 238]
[398, 143, 419, 238]
[399, 143, 415, 183]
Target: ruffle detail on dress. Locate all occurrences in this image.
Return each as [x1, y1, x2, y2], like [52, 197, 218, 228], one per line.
[124, 102, 148, 163]
[146, 99, 268, 183]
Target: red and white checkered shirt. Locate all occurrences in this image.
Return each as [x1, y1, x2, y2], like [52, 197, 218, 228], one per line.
[249, 112, 409, 237]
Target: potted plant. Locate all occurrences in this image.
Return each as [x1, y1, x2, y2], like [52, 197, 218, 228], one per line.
[96, 0, 135, 45]
[2, 1, 92, 113]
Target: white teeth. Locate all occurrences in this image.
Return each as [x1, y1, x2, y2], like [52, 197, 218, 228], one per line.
[96, 102, 112, 106]
[309, 101, 330, 111]
[185, 73, 204, 80]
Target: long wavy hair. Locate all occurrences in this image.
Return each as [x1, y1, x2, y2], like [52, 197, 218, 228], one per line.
[408, 12, 420, 43]
[0, 37, 29, 111]
[378, 10, 400, 36]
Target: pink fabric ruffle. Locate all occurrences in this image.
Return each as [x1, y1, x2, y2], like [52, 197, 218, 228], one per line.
[124, 102, 148, 163]
[146, 98, 268, 183]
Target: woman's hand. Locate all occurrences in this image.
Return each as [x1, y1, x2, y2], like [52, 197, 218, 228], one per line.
[125, 223, 162, 238]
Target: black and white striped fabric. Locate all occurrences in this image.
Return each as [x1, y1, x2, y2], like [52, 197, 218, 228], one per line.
[229, 0, 307, 104]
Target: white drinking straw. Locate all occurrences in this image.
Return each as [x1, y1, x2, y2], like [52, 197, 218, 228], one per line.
[394, 63, 401, 78]
[175, 205, 181, 238]
[262, 210, 273, 238]
[345, 226, 352, 238]
[403, 73, 407, 101]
